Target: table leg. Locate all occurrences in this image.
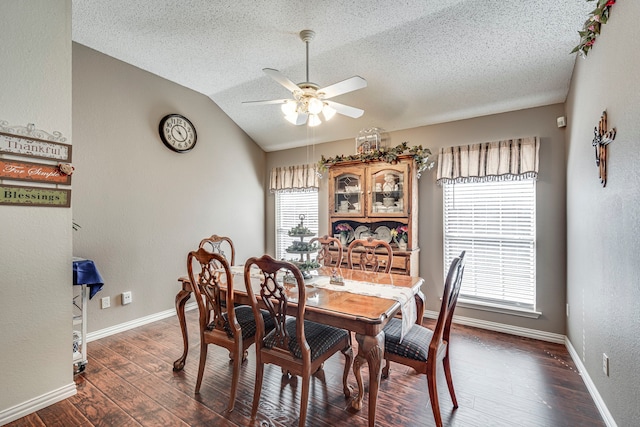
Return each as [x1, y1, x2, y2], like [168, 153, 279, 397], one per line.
[173, 286, 191, 371]
[352, 331, 385, 426]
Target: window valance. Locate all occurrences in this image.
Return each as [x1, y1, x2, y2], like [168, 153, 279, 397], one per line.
[269, 163, 319, 193]
[436, 137, 540, 185]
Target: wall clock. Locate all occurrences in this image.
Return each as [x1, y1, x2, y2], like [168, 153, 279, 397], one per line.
[158, 114, 197, 153]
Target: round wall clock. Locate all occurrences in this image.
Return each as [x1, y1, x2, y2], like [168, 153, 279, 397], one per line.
[158, 114, 197, 153]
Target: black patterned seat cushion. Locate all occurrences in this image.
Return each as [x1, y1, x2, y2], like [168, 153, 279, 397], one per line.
[263, 317, 349, 361]
[383, 317, 434, 362]
[218, 305, 275, 339]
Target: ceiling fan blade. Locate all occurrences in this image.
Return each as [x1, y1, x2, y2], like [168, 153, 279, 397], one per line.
[325, 100, 364, 118]
[318, 76, 367, 99]
[263, 68, 300, 93]
[242, 98, 289, 106]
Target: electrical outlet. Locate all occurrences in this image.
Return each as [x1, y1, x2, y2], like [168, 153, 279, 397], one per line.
[566, 303, 570, 317]
[122, 291, 132, 305]
[602, 353, 609, 376]
[101, 296, 110, 309]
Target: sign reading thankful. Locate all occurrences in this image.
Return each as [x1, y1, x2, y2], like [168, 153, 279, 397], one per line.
[0, 184, 71, 207]
[0, 158, 71, 185]
[0, 132, 72, 162]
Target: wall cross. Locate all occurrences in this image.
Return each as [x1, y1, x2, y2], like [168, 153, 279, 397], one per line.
[592, 111, 616, 187]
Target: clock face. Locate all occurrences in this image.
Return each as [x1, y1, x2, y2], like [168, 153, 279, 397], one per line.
[159, 114, 197, 153]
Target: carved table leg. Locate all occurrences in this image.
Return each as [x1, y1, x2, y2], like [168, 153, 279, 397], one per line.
[173, 286, 192, 371]
[352, 331, 385, 427]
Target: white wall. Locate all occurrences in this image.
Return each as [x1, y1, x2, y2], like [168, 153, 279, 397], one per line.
[72, 43, 266, 332]
[0, 0, 75, 421]
[565, 1, 640, 425]
[266, 103, 568, 335]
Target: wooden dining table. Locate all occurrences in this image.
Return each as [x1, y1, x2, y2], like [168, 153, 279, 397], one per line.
[173, 266, 425, 426]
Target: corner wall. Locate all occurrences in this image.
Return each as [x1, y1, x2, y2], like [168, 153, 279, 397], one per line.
[72, 43, 266, 332]
[0, 0, 74, 420]
[565, 2, 640, 425]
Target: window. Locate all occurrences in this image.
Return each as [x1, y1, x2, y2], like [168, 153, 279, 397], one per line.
[443, 179, 536, 312]
[275, 190, 318, 260]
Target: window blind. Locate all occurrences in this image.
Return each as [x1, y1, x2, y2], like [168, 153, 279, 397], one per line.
[275, 190, 319, 260]
[443, 179, 536, 310]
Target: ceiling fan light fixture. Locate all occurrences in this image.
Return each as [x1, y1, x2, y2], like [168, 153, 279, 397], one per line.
[322, 104, 336, 121]
[284, 113, 300, 125]
[281, 101, 297, 116]
[307, 97, 324, 115]
[308, 114, 322, 127]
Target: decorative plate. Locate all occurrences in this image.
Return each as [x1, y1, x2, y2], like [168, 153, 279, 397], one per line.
[375, 226, 392, 243]
[354, 225, 370, 240]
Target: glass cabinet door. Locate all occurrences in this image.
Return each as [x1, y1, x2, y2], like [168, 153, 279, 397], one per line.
[368, 163, 409, 217]
[330, 169, 364, 216]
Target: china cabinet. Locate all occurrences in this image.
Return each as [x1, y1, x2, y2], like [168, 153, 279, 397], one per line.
[328, 155, 419, 276]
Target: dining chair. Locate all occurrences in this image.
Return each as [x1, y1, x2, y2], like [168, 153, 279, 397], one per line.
[243, 255, 353, 427]
[381, 251, 466, 427]
[198, 234, 235, 266]
[347, 236, 393, 273]
[186, 248, 274, 411]
[309, 234, 343, 267]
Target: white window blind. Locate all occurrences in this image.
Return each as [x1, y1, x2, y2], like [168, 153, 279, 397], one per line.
[275, 190, 318, 260]
[443, 179, 536, 310]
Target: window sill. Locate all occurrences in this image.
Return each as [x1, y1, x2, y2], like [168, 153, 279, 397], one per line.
[456, 298, 542, 319]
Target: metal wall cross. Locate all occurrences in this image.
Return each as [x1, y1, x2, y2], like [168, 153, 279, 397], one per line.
[592, 111, 616, 187]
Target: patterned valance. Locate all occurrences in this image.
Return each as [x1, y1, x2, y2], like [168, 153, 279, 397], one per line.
[436, 137, 540, 185]
[269, 163, 319, 193]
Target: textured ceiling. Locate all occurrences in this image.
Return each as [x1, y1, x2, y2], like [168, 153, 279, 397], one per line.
[72, 0, 592, 152]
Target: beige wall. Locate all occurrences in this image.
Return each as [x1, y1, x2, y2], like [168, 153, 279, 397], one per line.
[72, 43, 266, 332]
[565, 1, 640, 425]
[267, 103, 568, 334]
[0, 0, 75, 420]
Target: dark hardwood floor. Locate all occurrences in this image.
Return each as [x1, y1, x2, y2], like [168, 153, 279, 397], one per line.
[7, 310, 605, 426]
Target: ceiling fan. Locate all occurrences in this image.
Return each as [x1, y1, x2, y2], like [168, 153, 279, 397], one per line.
[243, 29, 367, 127]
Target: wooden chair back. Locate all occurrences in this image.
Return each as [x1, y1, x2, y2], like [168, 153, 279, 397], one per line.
[347, 236, 393, 273]
[309, 234, 343, 267]
[198, 234, 235, 266]
[243, 254, 353, 427]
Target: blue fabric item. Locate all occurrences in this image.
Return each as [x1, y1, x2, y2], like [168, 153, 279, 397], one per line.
[72, 259, 104, 299]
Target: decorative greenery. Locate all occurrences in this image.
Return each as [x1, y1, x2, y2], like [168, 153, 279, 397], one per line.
[390, 225, 408, 243]
[318, 142, 435, 179]
[571, 0, 616, 57]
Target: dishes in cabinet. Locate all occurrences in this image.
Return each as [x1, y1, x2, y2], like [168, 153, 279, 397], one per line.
[354, 225, 370, 240]
[374, 226, 392, 243]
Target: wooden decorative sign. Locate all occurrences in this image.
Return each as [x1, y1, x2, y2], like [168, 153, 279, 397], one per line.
[591, 111, 616, 187]
[0, 184, 71, 207]
[0, 158, 71, 185]
[0, 131, 72, 162]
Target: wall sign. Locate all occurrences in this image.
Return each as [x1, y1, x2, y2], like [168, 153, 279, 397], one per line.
[0, 158, 71, 185]
[0, 131, 72, 162]
[0, 184, 71, 207]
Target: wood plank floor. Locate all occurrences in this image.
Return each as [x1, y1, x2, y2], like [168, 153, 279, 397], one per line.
[7, 311, 605, 426]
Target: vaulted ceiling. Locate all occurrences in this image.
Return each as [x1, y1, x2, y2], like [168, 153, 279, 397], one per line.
[72, 1, 592, 152]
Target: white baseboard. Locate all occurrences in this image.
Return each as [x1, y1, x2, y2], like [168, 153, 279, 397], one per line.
[565, 338, 618, 427]
[424, 310, 616, 426]
[0, 383, 76, 426]
[87, 302, 197, 342]
[424, 310, 565, 343]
